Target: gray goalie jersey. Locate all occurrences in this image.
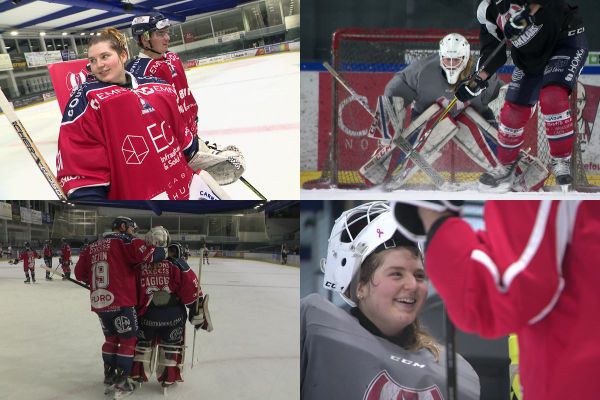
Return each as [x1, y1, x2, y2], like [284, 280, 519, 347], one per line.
[384, 54, 502, 123]
[301, 294, 480, 400]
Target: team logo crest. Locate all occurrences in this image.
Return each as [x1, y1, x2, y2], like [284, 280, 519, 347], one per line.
[365, 370, 443, 400]
[65, 68, 88, 94]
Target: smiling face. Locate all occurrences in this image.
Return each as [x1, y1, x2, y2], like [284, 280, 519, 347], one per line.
[88, 41, 127, 84]
[356, 247, 428, 337]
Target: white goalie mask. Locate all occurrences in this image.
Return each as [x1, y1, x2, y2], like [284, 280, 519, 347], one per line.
[439, 33, 470, 84]
[321, 201, 417, 306]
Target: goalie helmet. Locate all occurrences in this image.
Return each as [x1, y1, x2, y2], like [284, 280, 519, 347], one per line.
[439, 33, 470, 84]
[145, 226, 170, 247]
[321, 201, 417, 306]
[112, 216, 138, 232]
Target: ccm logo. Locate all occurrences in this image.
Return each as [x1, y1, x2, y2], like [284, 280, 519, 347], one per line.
[324, 281, 337, 289]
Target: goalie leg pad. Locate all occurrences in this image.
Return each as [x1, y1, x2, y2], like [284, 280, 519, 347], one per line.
[540, 85, 575, 158]
[497, 101, 532, 165]
[512, 152, 550, 192]
[131, 340, 154, 382]
[156, 342, 185, 386]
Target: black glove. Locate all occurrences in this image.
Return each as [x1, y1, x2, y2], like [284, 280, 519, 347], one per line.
[503, 6, 535, 40]
[392, 201, 464, 243]
[455, 75, 488, 102]
[168, 243, 183, 259]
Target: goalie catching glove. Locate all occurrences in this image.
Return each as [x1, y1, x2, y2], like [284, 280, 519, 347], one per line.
[188, 141, 246, 185]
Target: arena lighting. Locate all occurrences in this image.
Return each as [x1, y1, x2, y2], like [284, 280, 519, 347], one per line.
[10, 31, 18, 36]
[40, 32, 46, 36]
[79, 32, 86, 36]
[62, 32, 68, 36]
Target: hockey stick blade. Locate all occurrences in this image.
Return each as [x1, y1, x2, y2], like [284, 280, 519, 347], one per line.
[322, 62, 450, 190]
[37, 264, 90, 289]
[0, 88, 66, 200]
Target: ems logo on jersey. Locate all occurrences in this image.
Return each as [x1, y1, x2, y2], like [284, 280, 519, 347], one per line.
[365, 370, 443, 400]
[122, 135, 149, 165]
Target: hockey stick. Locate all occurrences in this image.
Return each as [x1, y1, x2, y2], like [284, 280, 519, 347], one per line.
[0, 88, 67, 200]
[445, 306, 458, 400]
[322, 62, 449, 190]
[37, 263, 90, 289]
[240, 176, 267, 200]
[191, 259, 203, 369]
[389, 38, 509, 180]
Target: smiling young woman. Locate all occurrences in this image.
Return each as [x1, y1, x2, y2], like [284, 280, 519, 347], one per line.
[300, 201, 480, 400]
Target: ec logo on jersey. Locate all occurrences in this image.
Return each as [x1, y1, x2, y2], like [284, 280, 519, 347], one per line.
[65, 68, 87, 94]
[122, 135, 149, 164]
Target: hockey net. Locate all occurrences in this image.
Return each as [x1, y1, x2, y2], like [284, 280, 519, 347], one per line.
[303, 27, 597, 191]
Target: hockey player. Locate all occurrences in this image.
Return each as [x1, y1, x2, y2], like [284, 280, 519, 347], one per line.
[131, 230, 212, 388]
[74, 217, 169, 399]
[59, 238, 71, 281]
[57, 27, 228, 200]
[393, 200, 600, 400]
[301, 202, 480, 400]
[361, 33, 504, 189]
[13, 242, 41, 284]
[201, 244, 209, 265]
[281, 243, 288, 265]
[458, 1, 588, 191]
[127, 13, 246, 187]
[42, 240, 53, 281]
[183, 243, 190, 261]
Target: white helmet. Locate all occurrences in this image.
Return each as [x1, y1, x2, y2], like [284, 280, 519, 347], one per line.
[321, 201, 417, 306]
[439, 33, 470, 84]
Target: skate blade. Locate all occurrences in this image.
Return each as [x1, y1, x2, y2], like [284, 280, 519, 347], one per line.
[104, 384, 115, 395]
[113, 390, 135, 400]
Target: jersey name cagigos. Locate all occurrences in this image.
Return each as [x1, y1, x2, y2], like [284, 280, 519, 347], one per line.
[390, 354, 427, 368]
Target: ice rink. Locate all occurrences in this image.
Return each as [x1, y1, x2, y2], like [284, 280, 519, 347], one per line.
[0, 51, 300, 200]
[0, 256, 299, 400]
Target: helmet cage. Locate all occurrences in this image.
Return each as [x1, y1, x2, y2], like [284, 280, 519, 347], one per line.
[439, 33, 470, 84]
[321, 201, 415, 306]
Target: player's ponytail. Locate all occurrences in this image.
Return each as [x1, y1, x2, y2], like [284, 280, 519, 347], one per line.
[89, 27, 129, 59]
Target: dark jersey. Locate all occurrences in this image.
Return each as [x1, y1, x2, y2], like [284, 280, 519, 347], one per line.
[477, 0, 583, 74]
[301, 294, 480, 400]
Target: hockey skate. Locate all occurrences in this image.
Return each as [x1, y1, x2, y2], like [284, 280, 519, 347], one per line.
[103, 365, 116, 395]
[550, 156, 572, 192]
[478, 163, 517, 193]
[112, 369, 136, 399]
[24, 276, 30, 284]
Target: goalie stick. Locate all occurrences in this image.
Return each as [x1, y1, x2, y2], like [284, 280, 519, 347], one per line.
[322, 62, 449, 190]
[0, 87, 66, 200]
[240, 177, 267, 200]
[37, 263, 90, 289]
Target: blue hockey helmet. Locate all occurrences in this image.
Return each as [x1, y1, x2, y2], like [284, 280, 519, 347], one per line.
[131, 13, 170, 37]
[112, 216, 138, 232]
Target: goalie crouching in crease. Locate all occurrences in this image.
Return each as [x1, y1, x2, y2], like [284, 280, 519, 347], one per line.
[56, 27, 245, 200]
[360, 33, 547, 192]
[300, 201, 480, 400]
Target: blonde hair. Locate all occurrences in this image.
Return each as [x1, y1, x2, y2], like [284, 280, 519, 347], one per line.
[353, 247, 441, 361]
[88, 27, 128, 58]
[452, 57, 476, 89]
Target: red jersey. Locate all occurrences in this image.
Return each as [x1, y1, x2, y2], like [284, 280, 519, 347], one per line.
[136, 258, 199, 315]
[43, 245, 53, 258]
[19, 250, 39, 270]
[425, 200, 600, 400]
[57, 73, 195, 200]
[126, 51, 198, 137]
[61, 244, 71, 261]
[74, 232, 157, 312]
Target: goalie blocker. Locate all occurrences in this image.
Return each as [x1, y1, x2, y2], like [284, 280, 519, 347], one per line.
[360, 96, 548, 192]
